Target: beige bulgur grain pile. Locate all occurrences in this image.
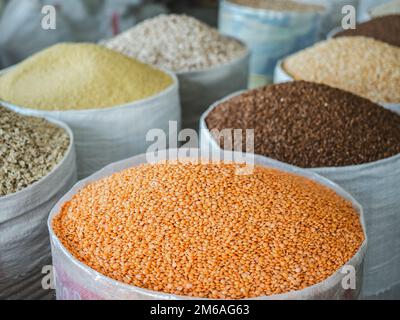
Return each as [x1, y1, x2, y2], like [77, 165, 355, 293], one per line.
[53, 160, 364, 299]
[229, 0, 324, 12]
[103, 14, 247, 72]
[0, 106, 70, 196]
[205, 81, 400, 168]
[283, 37, 400, 103]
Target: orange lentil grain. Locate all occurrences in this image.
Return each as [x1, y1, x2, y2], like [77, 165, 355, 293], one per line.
[53, 160, 364, 299]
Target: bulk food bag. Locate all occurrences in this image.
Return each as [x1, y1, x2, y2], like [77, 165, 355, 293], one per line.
[0, 67, 181, 179]
[48, 149, 366, 300]
[199, 92, 400, 299]
[368, 0, 400, 18]
[0, 117, 77, 300]
[218, 0, 324, 86]
[273, 62, 400, 115]
[177, 48, 249, 131]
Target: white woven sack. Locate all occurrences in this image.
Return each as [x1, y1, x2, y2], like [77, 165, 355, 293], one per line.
[273, 61, 400, 114]
[0, 69, 180, 179]
[47, 149, 367, 300]
[218, 0, 323, 86]
[0, 118, 77, 300]
[178, 43, 249, 131]
[298, 0, 360, 35]
[200, 94, 400, 299]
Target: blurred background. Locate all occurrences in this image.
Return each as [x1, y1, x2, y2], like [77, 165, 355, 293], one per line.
[0, 0, 392, 68]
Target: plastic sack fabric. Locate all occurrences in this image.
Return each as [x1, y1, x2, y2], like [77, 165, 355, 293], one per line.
[47, 148, 367, 300]
[273, 60, 400, 115]
[0, 118, 77, 300]
[368, 0, 400, 18]
[218, 0, 323, 87]
[178, 45, 249, 131]
[298, 0, 359, 35]
[0, 0, 74, 68]
[0, 69, 181, 179]
[199, 94, 400, 299]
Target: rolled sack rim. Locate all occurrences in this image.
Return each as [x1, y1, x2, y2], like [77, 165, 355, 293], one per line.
[200, 87, 400, 174]
[368, 1, 400, 19]
[175, 36, 250, 77]
[219, 0, 327, 18]
[273, 59, 400, 115]
[0, 115, 75, 208]
[0, 65, 179, 115]
[47, 148, 367, 300]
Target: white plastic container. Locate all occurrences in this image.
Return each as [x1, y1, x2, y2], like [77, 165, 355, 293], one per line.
[0, 68, 181, 179]
[200, 92, 400, 299]
[48, 149, 367, 300]
[273, 60, 400, 114]
[178, 42, 249, 131]
[218, 0, 324, 87]
[0, 117, 77, 300]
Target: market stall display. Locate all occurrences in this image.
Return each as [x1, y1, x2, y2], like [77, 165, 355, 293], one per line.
[0, 4, 399, 301]
[0, 105, 77, 299]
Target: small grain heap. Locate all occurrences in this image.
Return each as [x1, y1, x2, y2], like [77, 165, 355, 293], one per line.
[103, 14, 247, 72]
[53, 160, 364, 299]
[229, 0, 324, 12]
[283, 37, 400, 103]
[0, 106, 70, 196]
[205, 81, 400, 168]
[334, 15, 400, 47]
[0, 43, 173, 111]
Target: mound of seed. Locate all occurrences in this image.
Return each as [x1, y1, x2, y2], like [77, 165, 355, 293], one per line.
[370, 0, 400, 17]
[0, 106, 70, 196]
[53, 160, 364, 299]
[0, 43, 173, 110]
[205, 81, 400, 168]
[103, 14, 247, 72]
[334, 15, 400, 47]
[229, 0, 324, 12]
[283, 37, 400, 103]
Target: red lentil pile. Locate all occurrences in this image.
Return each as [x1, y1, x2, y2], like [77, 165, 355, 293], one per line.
[205, 81, 400, 168]
[53, 160, 364, 299]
